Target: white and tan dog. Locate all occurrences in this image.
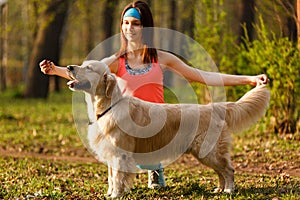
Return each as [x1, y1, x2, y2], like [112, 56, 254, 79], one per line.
[67, 60, 270, 198]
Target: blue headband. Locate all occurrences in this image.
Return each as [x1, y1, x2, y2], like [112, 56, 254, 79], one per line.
[123, 8, 141, 20]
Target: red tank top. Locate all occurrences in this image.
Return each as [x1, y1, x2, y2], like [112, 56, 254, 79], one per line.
[116, 57, 164, 103]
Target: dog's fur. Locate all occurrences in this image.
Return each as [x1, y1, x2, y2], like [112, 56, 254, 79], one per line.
[67, 60, 270, 198]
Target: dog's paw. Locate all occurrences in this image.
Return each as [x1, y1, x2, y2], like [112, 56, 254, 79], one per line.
[104, 194, 110, 199]
[213, 187, 234, 194]
[104, 192, 122, 199]
[213, 187, 223, 193]
[223, 188, 234, 193]
[109, 191, 123, 199]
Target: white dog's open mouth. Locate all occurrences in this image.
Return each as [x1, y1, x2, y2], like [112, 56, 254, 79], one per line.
[67, 78, 91, 90]
[66, 65, 92, 91]
[67, 79, 78, 89]
[66, 68, 78, 89]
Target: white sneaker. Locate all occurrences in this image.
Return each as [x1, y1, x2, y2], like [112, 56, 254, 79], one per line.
[148, 167, 166, 189]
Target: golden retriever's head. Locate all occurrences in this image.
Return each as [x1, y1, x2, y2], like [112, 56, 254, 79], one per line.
[67, 60, 116, 98]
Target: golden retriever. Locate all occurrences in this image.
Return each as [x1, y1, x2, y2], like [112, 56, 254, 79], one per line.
[66, 60, 270, 198]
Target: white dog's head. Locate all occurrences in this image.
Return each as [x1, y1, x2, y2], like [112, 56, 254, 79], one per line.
[67, 60, 117, 98]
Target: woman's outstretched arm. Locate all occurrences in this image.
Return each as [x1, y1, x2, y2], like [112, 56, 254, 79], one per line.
[39, 59, 71, 80]
[159, 50, 269, 86]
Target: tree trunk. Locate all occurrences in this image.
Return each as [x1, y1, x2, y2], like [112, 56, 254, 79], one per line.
[24, 0, 72, 98]
[297, 0, 300, 51]
[282, 0, 297, 42]
[238, 0, 256, 45]
[179, 0, 195, 38]
[82, 0, 94, 55]
[163, 0, 176, 88]
[101, 0, 118, 55]
[0, 1, 7, 91]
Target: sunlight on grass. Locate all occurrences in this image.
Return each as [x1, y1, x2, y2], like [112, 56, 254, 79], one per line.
[0, 89, 87, 156]
[0, 89, 299, 199]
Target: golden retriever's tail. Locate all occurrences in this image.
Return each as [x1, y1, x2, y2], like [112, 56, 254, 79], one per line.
[225, 84, 270, 133]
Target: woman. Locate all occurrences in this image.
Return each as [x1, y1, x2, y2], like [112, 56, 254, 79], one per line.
[40, 0, 269, 189]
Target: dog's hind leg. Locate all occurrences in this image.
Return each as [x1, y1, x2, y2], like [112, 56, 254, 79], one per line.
[214, 170, 226, 192]
[212, 159, 234, 193]
[199, 152, 235, 193]
[193, 131, 235, 194]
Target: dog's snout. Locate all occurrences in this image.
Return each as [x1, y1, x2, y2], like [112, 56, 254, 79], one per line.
[67, 65, 74, 71]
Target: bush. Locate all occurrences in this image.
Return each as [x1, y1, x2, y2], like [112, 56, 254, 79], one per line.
[191, 0, 239, 104]
[192, 5, 299, 134]
[236, 16, 300, 134]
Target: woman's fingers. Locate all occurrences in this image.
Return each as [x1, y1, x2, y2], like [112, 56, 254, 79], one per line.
[256, 74, 269, 86]
[40, 59, 54, 74]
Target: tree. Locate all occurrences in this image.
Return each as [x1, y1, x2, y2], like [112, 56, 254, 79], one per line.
[279, 0, 297, 42]
[78, 0, 94, 55]
[0, 0, 7, 91]
[297, 0, 300, 51]
[24, 0, 72, 98]
[101, 0, 118, 54]
[237, 0, 256, 45]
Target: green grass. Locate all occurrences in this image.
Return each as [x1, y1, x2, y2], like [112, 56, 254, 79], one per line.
[0, 88, 86, 156]
[0, 89, 299, 199]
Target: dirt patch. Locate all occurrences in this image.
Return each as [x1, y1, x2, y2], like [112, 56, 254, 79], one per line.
[174, 154, 300, 178]
[234, 161, 300, 177]
[0, 149, 98, 163]
[1, 150, 299, 178]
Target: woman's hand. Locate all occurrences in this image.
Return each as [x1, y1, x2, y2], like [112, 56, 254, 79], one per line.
[40, 59, 56, 75]
[249, 74, 270, 86]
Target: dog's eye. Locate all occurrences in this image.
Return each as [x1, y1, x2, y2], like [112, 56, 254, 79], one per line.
[86, 65, 94, 71]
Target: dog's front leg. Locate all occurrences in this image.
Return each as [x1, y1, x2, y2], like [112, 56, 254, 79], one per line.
[110, 169, 125, 198]
[106, 166, 113, 197]
[110, 169, 135, 198]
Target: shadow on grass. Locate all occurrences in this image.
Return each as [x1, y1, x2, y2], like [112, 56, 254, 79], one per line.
[236, 185, 300, 198]
[122, 182, 300, 199]
[123, 183, 220, 199]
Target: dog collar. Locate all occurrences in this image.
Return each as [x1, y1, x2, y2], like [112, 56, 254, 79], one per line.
[96, 98, 124, 120]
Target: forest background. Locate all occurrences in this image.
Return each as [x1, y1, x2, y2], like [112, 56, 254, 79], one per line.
[0, 0, 299, 135]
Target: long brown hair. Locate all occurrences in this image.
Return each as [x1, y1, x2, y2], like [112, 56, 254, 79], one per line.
[116, 0, 157, 63]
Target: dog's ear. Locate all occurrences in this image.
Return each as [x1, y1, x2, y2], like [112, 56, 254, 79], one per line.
[104, 73, 116, 98]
